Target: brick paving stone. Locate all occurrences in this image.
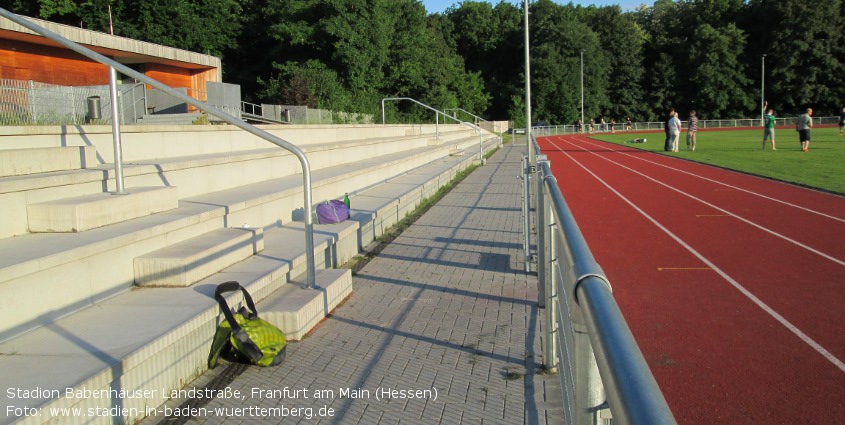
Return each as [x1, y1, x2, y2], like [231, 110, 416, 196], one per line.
[169, 145, 563, 424]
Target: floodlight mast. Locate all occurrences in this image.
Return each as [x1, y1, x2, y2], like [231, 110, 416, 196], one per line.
[581, 51, 585, 132]
[761, 54, 766, 126]
[524, 0, 534, 162]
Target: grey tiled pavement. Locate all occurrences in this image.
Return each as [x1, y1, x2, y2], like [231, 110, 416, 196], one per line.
[191, 144, 564, 424]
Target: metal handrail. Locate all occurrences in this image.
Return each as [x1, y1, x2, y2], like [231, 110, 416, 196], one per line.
[241, 100, 261, 117]
[381, 98, 486, 159]
[120, 82, 146, 124]
[381, 97, 446, 139]
[532, 134, 676, 424]
[444, 107, 487, 127]
[0, 9, 318, 287]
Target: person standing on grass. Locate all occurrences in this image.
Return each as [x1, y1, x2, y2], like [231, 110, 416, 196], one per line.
[664, 108, 675, 151]
[626, 117, 632, 131]
[669, 111, 682, 152]
[763, 107, 777, 150]
[796, 108, 813, 152]
[839, 107, 844, 136]
[687, 110, 699, 151]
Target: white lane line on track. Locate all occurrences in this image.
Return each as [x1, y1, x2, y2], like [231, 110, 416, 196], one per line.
[547, 137, 845, 373]
[572, 136, 845, 224]
[552, 137, 845, 268]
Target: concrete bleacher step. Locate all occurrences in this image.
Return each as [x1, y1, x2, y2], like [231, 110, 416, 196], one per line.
[1, 128, 485, 241]
[0, 221, 356, 425]
[3, 135, 494, 319]
[134, 226, 265, 287]
[26, 186, 178, 233]
[259, 268, 353, 341]
[0, 136, 499, 343]
[0, 146, 97, 177]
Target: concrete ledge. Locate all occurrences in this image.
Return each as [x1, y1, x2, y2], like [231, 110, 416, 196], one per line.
[0, 146, 97, 177]
[134, 227, 265, 287]
[27, 186, 179, 233]
[259, 269, 353, 341]
[288, 219, 360, 268]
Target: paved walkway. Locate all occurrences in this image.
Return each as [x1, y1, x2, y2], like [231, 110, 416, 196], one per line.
[188, 144, 563, 424]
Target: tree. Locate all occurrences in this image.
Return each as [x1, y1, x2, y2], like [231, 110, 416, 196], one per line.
[743, 0, 843, 115]
[687, 23, 752, 119]
[447, 1, 522, 120]
[582, 5, 647, 121]
[19, 0, 243, 57]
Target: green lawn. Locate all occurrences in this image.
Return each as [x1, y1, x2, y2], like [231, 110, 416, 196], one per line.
[590, 127, 845, 195]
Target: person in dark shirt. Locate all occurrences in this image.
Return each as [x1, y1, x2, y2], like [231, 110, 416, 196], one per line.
[839, 107, 844, 136]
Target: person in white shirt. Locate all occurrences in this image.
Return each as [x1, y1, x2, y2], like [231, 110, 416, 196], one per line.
[668, 112, 682, 152]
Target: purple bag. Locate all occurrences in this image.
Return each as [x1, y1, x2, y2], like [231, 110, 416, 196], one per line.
[316, 200, 349, 224]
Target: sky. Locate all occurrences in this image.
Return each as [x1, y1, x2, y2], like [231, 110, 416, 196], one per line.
[421, 0, 648, 14]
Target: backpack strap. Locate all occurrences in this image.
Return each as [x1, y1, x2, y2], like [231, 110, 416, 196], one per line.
[214, 281, 263, 362]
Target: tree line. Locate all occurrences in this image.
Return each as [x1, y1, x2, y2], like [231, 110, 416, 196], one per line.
[2, 0, 843, 125]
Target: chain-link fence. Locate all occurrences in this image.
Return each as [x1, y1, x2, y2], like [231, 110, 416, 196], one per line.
[0, 79, 150, 125]
[532, 116, 841, 136]
[272, 105, 374, 124]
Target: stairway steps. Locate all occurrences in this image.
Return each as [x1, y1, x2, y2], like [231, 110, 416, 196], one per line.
[0, 146, 97, 177]
[134, 227, 265, 287]
[26, 186, 179, 233]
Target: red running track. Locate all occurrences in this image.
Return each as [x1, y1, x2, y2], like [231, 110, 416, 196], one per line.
[537, 134, 845, 424]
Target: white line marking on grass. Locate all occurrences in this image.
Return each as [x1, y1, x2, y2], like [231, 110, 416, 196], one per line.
[547, 137, 845, 374]
[574, 137, 845, 224]
[554, 137, 845, 268]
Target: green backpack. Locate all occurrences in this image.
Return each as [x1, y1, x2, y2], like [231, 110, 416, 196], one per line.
[208, 281, 287, 368]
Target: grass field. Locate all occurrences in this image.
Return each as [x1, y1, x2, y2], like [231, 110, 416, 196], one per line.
[590, 127, 845, 195]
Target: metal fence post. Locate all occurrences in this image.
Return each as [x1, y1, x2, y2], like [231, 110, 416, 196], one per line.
[522, 154, 532, 274]
[538, 158, 558, 373]
[108, 66, 125, 194]
[574, 319, 605, 425]
[536, 156, 547, 307]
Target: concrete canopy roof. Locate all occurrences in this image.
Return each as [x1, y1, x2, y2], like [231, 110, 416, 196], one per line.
[0, 15, 221, 71]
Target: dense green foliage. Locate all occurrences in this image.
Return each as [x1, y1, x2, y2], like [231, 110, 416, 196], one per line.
[2, 0, 842, 123]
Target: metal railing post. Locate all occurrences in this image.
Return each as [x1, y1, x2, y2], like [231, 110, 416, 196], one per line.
[574, 316, 605, 425]
[536, 156, 547, 308]
[537, 158, 559, 374]
[107, 66, 125, 194]
[435, 110, 439, 140]
[522, 154, 532, 273]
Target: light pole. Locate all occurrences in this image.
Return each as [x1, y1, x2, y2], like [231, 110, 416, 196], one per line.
[524, 0, 533, 162]
[761, 54, 766, 126]
[580, 50, 584, 133]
